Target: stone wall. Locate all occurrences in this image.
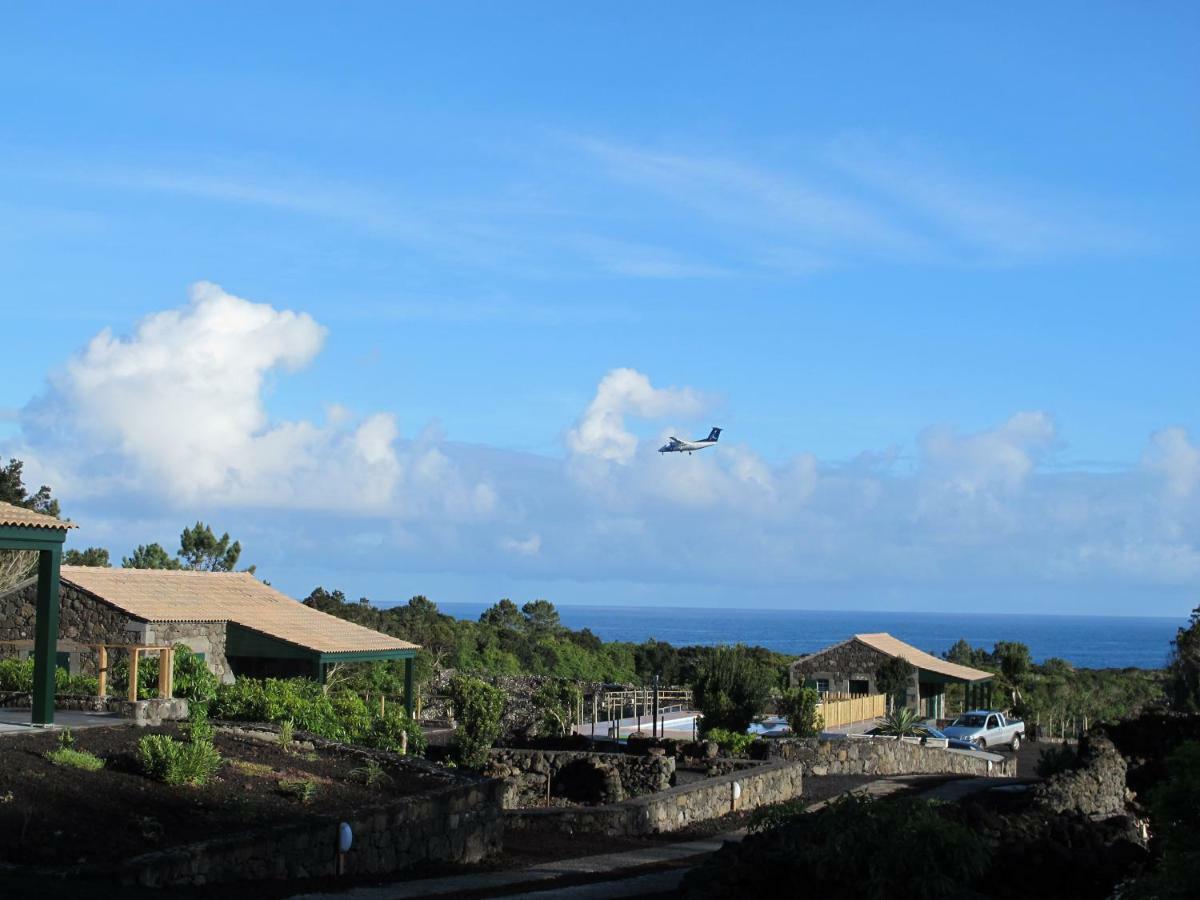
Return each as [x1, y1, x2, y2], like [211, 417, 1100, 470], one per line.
[1033, 732, 1127, 818]
[505, 759, 803, 837]
[151, 620, 233, 683]
[1, 580, 135, 674]
[758, 735, 1016, 778]
[485, 748, 674, 807]
[119, 776, 503, 887]
[0, 579, 233, 683]
[0, 691, 188, 723]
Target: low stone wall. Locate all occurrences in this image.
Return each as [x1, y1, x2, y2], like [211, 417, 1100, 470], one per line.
[0, 690, 107, 711]
[504, 759, 802, 837]
[116, 737, 503, 888]
[0, 692, 188, 723]
[757, 736, 1015, 778]
[486, 748, 674, 806]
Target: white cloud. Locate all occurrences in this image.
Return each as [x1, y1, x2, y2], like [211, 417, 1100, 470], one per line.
[8, 303, 1197, 608]
[19, 282, 494, 519]
[1143, 427, 1200, 499]
[566, 368, 706, 464]
[920, 411, 1056, 494]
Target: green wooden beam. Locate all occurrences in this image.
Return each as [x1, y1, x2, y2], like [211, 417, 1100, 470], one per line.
[31, 547, 62, 725]
[0, 524, 68, 552]
[403, 656, 414, 717]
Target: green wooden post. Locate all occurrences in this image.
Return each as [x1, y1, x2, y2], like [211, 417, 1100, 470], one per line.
[403, 656, 414, 718]
[31, 546, 62, 726]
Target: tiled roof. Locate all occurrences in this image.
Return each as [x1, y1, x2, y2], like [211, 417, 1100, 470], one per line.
[60, 566, 418, 655]
[0, 501, 76, 530]
[854, 632, 993, 682]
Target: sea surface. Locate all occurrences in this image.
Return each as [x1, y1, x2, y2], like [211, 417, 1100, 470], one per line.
[428, 603, 1180, 670]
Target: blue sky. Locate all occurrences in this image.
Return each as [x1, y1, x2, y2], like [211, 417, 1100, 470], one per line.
[1, 4, 1197, 616]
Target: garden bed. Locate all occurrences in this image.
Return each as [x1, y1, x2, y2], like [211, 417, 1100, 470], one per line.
[0, 722, 456, 868]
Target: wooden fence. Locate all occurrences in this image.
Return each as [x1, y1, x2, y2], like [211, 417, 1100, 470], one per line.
[817, 693, 886, 728]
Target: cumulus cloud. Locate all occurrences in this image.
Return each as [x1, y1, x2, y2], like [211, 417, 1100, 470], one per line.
[17, 282, 494, 519]
[566, 368, 706, 463]
[6, 298, 1197, 609]
[1144, 427, 1200, 499]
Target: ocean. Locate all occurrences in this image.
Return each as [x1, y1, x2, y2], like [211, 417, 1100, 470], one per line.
[428, 603, 1181, 670]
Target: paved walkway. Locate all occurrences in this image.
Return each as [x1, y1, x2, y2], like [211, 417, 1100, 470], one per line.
[0, 708, 122, 735]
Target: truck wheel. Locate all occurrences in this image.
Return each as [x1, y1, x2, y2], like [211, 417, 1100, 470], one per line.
[1010, 734, 1021, 752]
[974, 738, 986, 750]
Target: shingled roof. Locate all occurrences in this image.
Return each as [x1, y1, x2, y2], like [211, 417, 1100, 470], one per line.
[853, 632, 992, 682]
[0, 501, 76, 530]
[60, 566, 417, 655]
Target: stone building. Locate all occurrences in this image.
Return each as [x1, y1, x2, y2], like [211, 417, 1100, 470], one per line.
[789, 632, 994, 719]
[1, 565, 418, 693]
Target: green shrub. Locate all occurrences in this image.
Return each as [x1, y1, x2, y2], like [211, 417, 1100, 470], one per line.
[278, 778, 317, 803]
[743, 794, 989, 899]
[366, 707, 427, 756]
[0, 657, 34, 692]
[45, 747, 105, 771]
[137, 733, 222, 786]
[277, 718, 295, 751]
[532, 678, 583, 737]
[704, 726, 758, 756]
[777, 687, 823, 737]
[111, 644, 219, 702]
[213, 676, 429, 757]
[182, 702, 214, 744]
[447, 674, 505, 768]
[692, 645, 774, 733]
[350, 759, 392, 787]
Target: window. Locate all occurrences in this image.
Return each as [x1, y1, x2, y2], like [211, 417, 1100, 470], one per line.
[849, 679, 869, 695]
[814, 678, 830, 694]
[55, 652, 71, 673]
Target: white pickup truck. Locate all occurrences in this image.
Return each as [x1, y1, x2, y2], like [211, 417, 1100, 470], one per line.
[942, 710, 1025, 750]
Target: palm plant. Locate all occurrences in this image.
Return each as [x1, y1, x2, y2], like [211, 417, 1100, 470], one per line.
[875, 706, 923, 737]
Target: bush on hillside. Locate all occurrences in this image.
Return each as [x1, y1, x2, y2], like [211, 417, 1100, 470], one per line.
[447, 674, 505, 768]
[211, 676, 426, 755]
[531, 678, 583, 737]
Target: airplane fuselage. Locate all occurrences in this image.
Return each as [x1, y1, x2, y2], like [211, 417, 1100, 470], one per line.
[659, 439, 717, 454]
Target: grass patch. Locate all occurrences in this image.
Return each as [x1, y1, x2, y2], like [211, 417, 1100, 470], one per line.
[350, 758, 393, 787]
[44, 747, 105, 772]
[278, 778, 317, 804]
[228, 760, 274, 777]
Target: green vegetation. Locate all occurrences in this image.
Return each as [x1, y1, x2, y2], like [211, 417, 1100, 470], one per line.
[44, 729, 104, 770]
[944, 639, 1166, 727]
[692, 644, 776, 734]
[211, 675, 426, 755]
[44, 746, 105, 771]
[138, 704, 223, 786]
[745, 794, 989, 899]
[350, 758, 392, 787]
[1166, 606, 1200, 712]
[0, 657, 99, 695]
[62, 547, 111, 566]
[703, 726, 758, 756]
[277, 718, 295, 751]
[447, 674, 505, 768]
[1131, 740, 1200, 898]
[138, 732, 222, 786]
[875, 706, 923, 737]
[874, 656, 915, 712]
[531, 678, 583, 737]
[278, 778, 318, 804]
[777, 686, 823, 737]
[110, 643, 220, 702]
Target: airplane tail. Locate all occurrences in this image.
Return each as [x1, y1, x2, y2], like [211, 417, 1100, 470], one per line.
[706, 427, 722, 442]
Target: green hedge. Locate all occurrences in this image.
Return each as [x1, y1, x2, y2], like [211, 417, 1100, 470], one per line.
[0, 657, 98, 695]
[211, 676, 426, 755]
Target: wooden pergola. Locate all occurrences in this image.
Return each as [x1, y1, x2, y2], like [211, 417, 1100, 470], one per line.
[0, 501, 75, 726]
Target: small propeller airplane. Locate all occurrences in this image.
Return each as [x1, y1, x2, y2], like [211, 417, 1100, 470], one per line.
[659, 427, 722, 455]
